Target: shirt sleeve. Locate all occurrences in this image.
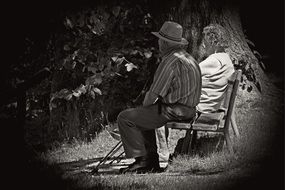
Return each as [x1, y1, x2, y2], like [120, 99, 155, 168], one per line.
[199, 56, 221, 77]
[149, 61, 175, 98]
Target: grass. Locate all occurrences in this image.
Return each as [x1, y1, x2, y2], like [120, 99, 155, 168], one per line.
[42, 130, 118, 164]
[34, 88, 283, 190]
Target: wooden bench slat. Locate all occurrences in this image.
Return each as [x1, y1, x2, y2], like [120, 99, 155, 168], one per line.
[165, 122, 191, 130]
[192, 123, 219, 131]
[194, 112, 225, 125]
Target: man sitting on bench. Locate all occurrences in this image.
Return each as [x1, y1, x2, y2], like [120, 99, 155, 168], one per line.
[156, 24, 235, 162]
[117, 21, 202, 174]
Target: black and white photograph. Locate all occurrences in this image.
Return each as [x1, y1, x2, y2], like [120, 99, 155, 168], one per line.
[1, 0, 283, 189]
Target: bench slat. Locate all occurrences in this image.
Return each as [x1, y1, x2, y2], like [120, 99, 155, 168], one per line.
[192, 123, 219, 131]
[192, 112, 224, 131]
[195, 112, 225, 125]
[165, 122, 191, 130]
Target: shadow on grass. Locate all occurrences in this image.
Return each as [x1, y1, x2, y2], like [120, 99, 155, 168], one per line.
[21, 146, 133, 190]
[58, 155, 130, 174]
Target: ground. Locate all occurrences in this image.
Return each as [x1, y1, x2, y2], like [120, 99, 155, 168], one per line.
[22, 80, 284, 190]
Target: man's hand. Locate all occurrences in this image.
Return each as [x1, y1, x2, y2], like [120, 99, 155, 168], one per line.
[143, 91, 158, 106]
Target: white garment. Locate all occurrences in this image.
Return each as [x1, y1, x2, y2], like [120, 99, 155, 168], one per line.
[155, 127, 170, 162]
[197, 53, 235, 113]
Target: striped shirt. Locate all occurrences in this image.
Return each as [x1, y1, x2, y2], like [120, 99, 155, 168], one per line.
[149, 47, 202, 107]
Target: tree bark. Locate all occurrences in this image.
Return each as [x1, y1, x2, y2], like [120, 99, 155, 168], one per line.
[159, 0, 278, 100]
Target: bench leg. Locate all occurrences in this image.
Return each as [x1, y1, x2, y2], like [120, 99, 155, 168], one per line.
[181, 130, 195, 155]
[230, 113, 240, 137]
[215, 134, 224, 151]
[188, 130, 197, 154]
[181, 130, 190, 154]
[225, 132, 234, 154]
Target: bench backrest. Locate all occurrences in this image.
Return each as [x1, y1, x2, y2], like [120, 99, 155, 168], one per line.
[222, 69, 242, 130]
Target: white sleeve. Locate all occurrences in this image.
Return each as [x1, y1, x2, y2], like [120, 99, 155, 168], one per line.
[199, 56, 221, 77]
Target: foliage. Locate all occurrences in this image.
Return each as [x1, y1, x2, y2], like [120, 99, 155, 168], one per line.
[235, 37, 262, 93]
[45, 4, 159, 142]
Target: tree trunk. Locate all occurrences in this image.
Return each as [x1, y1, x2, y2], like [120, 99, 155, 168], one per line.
[158, 0, 280, 101]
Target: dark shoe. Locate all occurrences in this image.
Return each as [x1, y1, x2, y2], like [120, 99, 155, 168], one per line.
[120, 153, 161, 174]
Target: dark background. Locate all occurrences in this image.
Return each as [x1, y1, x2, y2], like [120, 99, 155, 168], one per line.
[4, 0, 284, 79]
[1, 0, 283, 189]
[240, 1, 284, 77]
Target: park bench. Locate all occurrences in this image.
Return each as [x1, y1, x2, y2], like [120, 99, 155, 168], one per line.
[165, 69, 242, 154]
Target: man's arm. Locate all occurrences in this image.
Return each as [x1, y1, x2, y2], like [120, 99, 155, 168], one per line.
[143, 91, 158, 106]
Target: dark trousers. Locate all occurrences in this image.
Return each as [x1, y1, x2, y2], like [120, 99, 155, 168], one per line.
[117, 104, 196, 158]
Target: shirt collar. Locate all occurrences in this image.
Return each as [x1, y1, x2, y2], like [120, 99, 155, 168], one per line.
[160, 46, 183, 58]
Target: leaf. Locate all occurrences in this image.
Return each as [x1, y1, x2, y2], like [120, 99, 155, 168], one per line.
[90, 91, 95, 99]
[93, 87, 102, 95]
[53, 89, 73, 101]
[115, 72, 124, 77]
[113, 57, 125, 66]
[72, 84, 87, 98]
[65, 17, 73, 28]
[130, 50, 139, 55]
[78, 84, 87, 94]
[55, 89, 70, 98]
[125, 63, 138, 72]
[258, 61, 266, 71]
[72, 91, 81, 97]
[65, 93, 73, 101]
[144, 51, 152, 58]
[85, 74, 102, 85]
[71, 61, 77, 69]
[245, 39, 255, 47]
[253, 50, 262, 59]
[111, 56, 118, 62]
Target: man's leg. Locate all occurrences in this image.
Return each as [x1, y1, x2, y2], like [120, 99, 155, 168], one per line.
[117, 104, 168, 159]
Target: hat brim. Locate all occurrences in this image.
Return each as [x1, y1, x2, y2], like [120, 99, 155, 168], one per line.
[151, 32, 189, 45]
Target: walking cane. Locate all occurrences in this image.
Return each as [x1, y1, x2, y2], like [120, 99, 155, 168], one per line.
[91, 140, 123, 174]
[91, 76, 153, 174]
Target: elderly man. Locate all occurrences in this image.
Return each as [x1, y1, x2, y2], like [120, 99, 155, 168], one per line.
[117, 21, 202, 173]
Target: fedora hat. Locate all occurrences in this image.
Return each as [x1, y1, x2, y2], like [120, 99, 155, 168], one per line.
[151, 21, 188, 45]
